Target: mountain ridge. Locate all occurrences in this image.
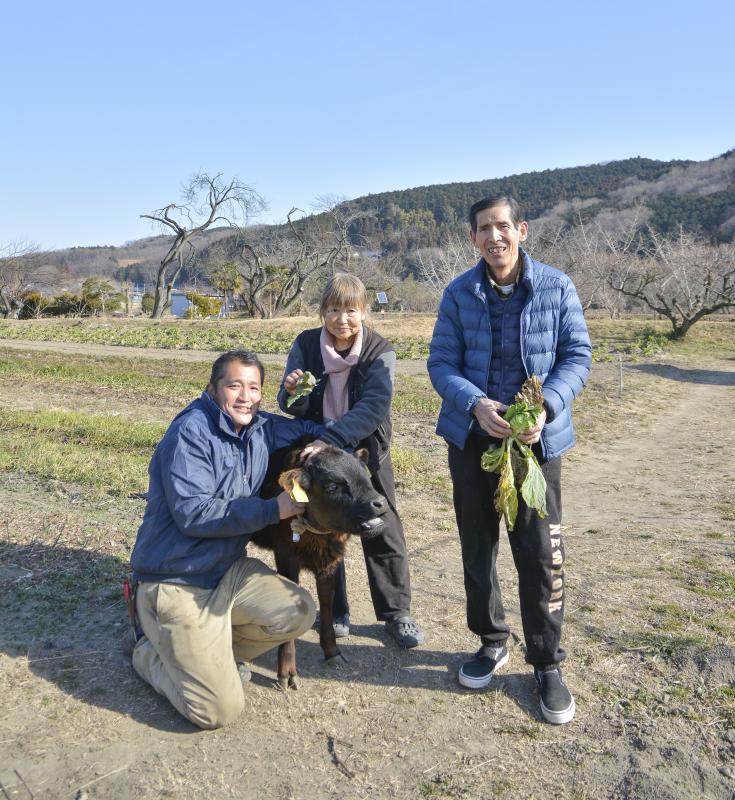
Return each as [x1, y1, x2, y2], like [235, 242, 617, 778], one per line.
[34, 150, 735, 288]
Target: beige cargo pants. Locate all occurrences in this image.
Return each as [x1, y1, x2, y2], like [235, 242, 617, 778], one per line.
[132, 556, 316, 729]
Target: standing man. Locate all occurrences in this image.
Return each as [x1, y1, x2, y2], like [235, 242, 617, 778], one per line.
[129, 349, 323, 729]
[427, 196, 591, 724]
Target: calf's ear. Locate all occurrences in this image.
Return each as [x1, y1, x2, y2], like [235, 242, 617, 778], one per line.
[354, 448, 373, 477]
[279, 468, 312, 500]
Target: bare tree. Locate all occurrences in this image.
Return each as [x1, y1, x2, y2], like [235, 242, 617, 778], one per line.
[0, 241, 43, 318]
[310, 195, 373, 275]
[413, 230, 477, 301]
[604, 225, 735, 339]
[141, 172, 265, 318]
[237, 209, 355, 318]
[525, 209, 656, 318]
[19, 291, 54, 319]
[537, 219, 624, 316]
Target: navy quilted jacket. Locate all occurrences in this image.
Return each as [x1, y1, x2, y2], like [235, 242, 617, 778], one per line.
[131, 392, 323, 588]
[427, 252, 592, 459]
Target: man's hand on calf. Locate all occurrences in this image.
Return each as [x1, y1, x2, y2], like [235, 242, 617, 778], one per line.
[277, 491, 306, 520]
[300, 439, 329, 461]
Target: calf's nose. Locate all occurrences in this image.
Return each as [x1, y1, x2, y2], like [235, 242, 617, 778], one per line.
[371, 496, 388, 515]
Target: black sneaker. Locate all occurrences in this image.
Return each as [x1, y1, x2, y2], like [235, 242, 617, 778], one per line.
[534, 667, 576, 724]
[458, 645, 509, 689]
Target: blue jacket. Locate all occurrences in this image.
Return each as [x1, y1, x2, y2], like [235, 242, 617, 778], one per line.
[131, 392, 323, 588]
[427, 252, 592, 459]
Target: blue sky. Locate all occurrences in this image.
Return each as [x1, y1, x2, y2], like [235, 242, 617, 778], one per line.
[2, 0, 733, 250]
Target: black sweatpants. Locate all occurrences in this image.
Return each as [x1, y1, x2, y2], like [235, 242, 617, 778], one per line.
[332, 455, 412, 622]
[448, 434, 566, 667]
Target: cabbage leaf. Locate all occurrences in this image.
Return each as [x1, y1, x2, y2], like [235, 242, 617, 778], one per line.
[480, 376, 548, 531]
[286, 371, 319, 408]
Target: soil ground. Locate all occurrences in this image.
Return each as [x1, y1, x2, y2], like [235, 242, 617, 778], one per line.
[1, 338, 734, 799]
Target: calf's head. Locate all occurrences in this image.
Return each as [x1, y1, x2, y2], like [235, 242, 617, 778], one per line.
[279, 444, 388, 537]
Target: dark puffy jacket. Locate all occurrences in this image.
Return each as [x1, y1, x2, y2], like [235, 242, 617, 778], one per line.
[131, 392, 323, 588]
[277, 326, 395, 474]
[427, 252, 592, 459]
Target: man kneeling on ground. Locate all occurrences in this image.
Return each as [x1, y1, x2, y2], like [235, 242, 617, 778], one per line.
[128, 349, 324, 729]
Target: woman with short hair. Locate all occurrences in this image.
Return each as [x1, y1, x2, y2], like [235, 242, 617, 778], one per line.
[278, 273, 424, 648]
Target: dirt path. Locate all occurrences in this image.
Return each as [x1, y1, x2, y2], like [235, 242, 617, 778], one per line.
[0, 337, 430, 374]
[1, 343, 734, 799]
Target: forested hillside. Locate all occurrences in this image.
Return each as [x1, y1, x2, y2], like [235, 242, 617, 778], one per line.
[344, 152, 735, 251]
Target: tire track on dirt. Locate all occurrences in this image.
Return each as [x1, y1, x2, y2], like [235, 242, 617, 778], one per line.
[566, 370, 735, 533]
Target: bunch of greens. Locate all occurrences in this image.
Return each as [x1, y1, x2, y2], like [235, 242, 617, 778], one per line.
[286, 371, 319, 408]
[480, 376, 547, 531]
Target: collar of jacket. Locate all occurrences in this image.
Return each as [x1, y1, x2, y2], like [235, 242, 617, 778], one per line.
[470, 249, 536, 302]
[199, 390, 267, 441]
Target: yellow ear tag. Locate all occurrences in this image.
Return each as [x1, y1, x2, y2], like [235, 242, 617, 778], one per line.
[290, 478, 309, 503]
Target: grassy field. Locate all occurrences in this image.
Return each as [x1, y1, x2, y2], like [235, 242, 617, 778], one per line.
[1, 313, 733, 361]
[1, 315, 734, 799]
[0, 314, 732, 499]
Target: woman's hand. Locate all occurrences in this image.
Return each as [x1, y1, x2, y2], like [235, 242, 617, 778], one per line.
[283, 369, 304, 396]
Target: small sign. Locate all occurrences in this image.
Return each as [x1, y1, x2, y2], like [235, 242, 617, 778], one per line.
[376, 292, 388, 305]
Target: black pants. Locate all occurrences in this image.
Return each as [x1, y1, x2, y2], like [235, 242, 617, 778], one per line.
[332, 456, 412, 622]
[448, 435, 566, 667]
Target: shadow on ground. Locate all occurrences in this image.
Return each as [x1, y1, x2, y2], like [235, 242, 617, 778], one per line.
[0, 541, 546, 733]
[629, 362, 735, 385]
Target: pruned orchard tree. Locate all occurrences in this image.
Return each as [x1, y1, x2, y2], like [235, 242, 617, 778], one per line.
[603, 225, 735, 339]
[237, 208, 354, 318]
[413, 230, 477, 301]
[531, 216, 627, 318]
[310, 195, 374, 276]
[0, 241, 44, 319]
[141, 172, 265, 318]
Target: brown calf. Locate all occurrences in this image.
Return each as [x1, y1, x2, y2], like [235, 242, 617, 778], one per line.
[251, 441, 388, 688]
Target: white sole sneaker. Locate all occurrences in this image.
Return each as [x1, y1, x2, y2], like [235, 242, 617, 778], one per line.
[458, 648, 509, 689]
[539, 695, 576, 724]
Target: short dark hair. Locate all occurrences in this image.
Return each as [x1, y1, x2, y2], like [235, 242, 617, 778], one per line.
[209, 349, 264, 387]
[468, 196, 523, 233]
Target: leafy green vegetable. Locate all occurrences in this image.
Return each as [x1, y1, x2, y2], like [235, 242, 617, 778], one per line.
[496, 450, 518, 530]
[509, 409, 536, 435]
[517, 441, 547, 519]
[286, 371, 319, 408]
[480, 444, 506, 473]
[480, 376, 548, 531]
